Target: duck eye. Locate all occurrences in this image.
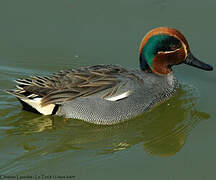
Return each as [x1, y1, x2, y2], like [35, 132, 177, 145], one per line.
[170, 44, 178, 50]
[154, 35, 182, 54]
[169, 41, 181, 51]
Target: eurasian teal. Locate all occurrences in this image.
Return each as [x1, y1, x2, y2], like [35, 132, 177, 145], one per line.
[7, 27, 213, 125]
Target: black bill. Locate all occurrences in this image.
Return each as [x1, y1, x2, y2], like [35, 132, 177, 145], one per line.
[184, 52, 213, 71]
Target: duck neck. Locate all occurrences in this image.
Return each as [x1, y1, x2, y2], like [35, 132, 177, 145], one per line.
[166, 72, 176, 87]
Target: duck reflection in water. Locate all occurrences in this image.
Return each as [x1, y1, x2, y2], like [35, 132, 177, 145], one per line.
[6, 84, 210, 157]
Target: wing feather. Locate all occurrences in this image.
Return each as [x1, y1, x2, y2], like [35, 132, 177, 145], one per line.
[7, 65, 140, 105]
[7, 65, 137, 106]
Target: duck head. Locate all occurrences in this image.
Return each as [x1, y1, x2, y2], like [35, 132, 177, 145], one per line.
[139, 27, 213, 75]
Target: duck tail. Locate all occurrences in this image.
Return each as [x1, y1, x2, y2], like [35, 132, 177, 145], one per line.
[5, 88, 56, 115]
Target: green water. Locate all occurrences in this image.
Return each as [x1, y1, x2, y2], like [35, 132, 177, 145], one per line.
[0, 0, 215, 179]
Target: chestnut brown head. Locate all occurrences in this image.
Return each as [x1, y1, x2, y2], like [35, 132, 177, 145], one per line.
[139, 27, 213, 75]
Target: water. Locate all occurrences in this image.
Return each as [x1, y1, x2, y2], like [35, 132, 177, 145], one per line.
[0, 0, 215, 179]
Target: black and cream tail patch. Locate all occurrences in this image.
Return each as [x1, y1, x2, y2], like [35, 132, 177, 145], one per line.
[20, 98, 55, 115]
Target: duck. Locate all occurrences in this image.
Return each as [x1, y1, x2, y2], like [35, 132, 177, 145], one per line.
[6, 27, 213, 125]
